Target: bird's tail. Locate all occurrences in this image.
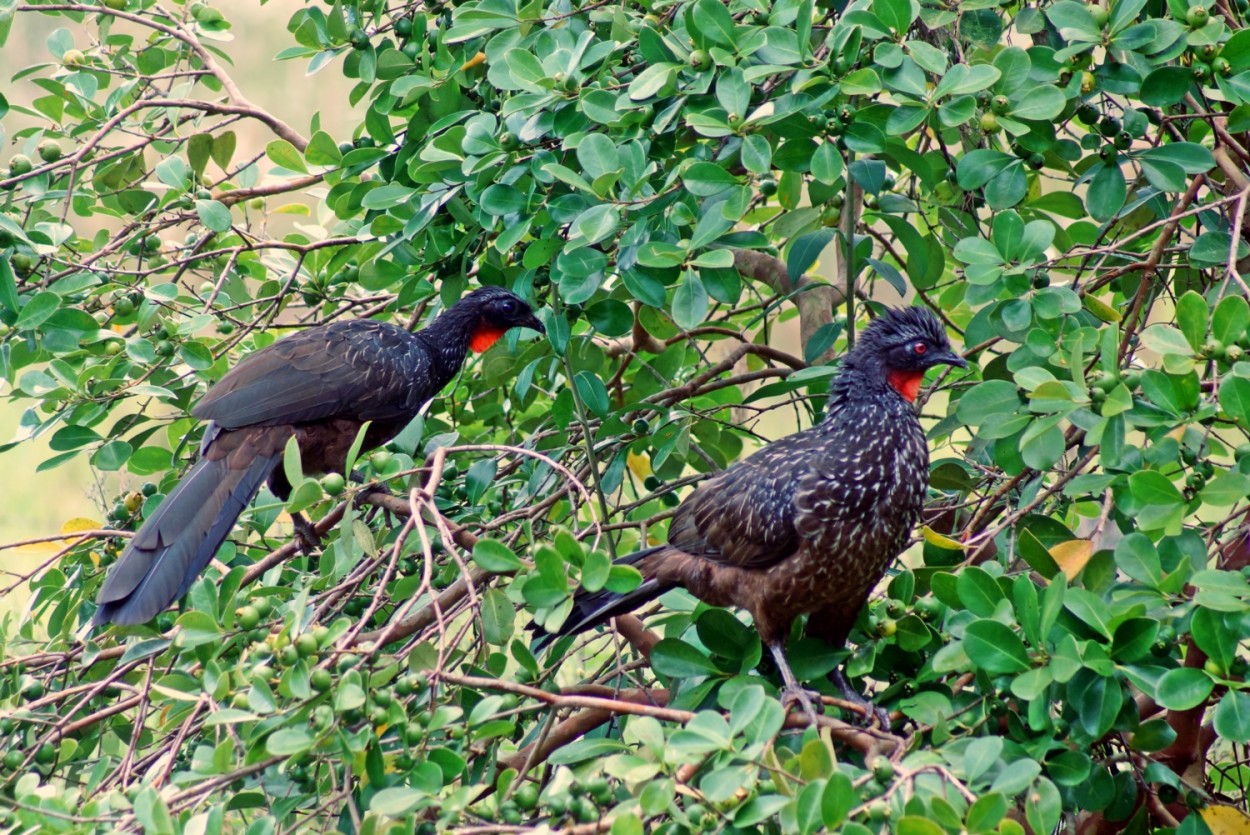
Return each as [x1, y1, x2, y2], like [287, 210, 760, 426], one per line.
[532, 545, 673, 650]
[92, 441, 283, 627]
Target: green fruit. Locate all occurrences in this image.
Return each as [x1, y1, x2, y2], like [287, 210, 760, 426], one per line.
[3, 751, 22, 770]
[514, 783, 539, 810]
[1098, 116, 1121, 136]
[1199, 43, 1220, 60]
[1028, 152, 1045, 170]
[758, 177, 778, 196]
[838, 105, 856, 123]
[34, 744, 56, 765]
[236, 605, 260, 630]
[394, 16, 414, 37]
[349, 28, 370, 49]
[1187, 5, 1209, 25]
[1193, 62, 1211, 81]
[62, 49, 86, 67]
[295, 633, 319, 657]
[871, 756, 896, 782]
[155, 340, 176, 357]
[310, 668, 333, 692]
[101, 0, 127, 8]
[370, 450, 393, 470]
[11, 253, 33, 274]
[1099, 144, 1118, 162]
[321, 472, 346, 496]
[992, 95, 1011, 114]
[336, 653, 361, 673]
[1204, 338, 1224, 357]
[37, 140, 63, 163]
[499, 132, 518, 150]
[689, 49, 711, 71]
[1215, 57, 1232, 76]
[1089, 4, 1110, 25]
[1076, 104, 1099, 124]
[979, 112, 1001, 132]
[403, 721, 425, 745]
[8, 154, 33, 176]
[22, 681, 45, 700]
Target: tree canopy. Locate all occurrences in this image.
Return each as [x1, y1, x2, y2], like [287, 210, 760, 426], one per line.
[2, 0, 1250, 831]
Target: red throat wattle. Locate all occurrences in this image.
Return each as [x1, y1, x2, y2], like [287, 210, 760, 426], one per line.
[887, 369, 925, 403]
[469, 326, 506, 354]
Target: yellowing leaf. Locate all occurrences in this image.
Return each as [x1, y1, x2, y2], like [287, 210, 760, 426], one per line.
[1049, 539, 1093, 576]
[627, 450, 652, 480]
[1201, 805, 1250, 835]
[274, 203, 311, 215]
[62, 517, 102, 534]
[1083, 296, 1122, 323]
[922, 525, 965, 551]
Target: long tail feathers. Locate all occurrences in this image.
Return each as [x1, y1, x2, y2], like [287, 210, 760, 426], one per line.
[92, 448, 281, 627]
[532, 546, 673, 651]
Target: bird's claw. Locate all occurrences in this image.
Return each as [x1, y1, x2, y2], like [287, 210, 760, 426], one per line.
[830, 668, 891, 730]
[781, 685, 824, 724]
[291, 513, 322, 555]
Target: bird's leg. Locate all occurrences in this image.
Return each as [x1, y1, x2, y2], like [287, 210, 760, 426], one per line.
[769, 641, 822, 723]
[830, 667, 891, 730]
[349, 470, 393, 511]
[290, 511, 321, 555]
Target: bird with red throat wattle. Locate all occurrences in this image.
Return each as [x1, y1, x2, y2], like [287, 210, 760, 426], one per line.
[93, 286, 544, 627]
[533, 306, 966, 724]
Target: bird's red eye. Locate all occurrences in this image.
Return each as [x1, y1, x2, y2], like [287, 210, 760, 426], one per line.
[914, 342, 927, 355]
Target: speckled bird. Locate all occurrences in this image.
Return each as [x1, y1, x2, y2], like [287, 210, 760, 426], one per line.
[93, 286, 544, 627]
[536, 306, 966, 719]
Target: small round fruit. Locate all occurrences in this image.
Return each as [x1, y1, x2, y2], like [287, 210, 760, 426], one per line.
[370, 450, 393, 470]
[394, 16, 414, 37]
[336, 653, 361, 673]
[321, 472, 346, 496]
[1187, 5, 1209, 26]
[34, 744, 56, 765]
[349, 28, 370, 49]
[514, 783, 539, 810]
[295, 633, 319, 658]
[979, 112, 1001, 132]
[62, 49, 86, 67]
[992, 95, 1011, 114]
[870, 755, 896, 782]
[1098, 115, 1121, 136]
[1228, 344, 1245, 362]
[1027, 152, 1045, 170]
[236, 605, 260, 630]
[3, 751, 22, 770]
[1215, 57, 1232, 76]
[499, 132, 518, 150]
[1114, 130, 1132, 150]
[759, 177, 778, 196]
[112, 296, 136, 316]
[1193, 62, 1211, 81]
[1076, 104, 1099, 124]
[1089, 4, 1110, 25]
[310, 668, 333, 692]
[8, 155, 33, 176]
[37, 140, 63, 163]
[689, 49, 710, 71]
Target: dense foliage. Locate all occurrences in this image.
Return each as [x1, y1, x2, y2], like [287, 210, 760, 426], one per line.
[3, 0, 1250, 830]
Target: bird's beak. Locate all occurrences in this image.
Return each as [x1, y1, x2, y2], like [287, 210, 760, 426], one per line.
[935, 350, 968, 369]
[522, 313, 546, 335]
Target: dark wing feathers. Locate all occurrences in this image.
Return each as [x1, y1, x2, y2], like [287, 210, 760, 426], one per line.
[665, 429, 832, 570]
[193, 321, 428, 428]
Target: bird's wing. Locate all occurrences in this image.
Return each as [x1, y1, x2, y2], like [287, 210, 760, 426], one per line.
[192, 321, 427, 428]
[665, 430, 823, 570]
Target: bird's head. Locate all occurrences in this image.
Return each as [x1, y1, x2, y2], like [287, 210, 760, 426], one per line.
[844, 306, 967, 402]
[456, 286, 546, 353]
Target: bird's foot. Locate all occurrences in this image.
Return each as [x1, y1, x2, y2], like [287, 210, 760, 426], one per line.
[291, 512, 322, 555]
[349, 474, 393, 510]
[830, 668, 891, 730]
[780, 684, 825, 724]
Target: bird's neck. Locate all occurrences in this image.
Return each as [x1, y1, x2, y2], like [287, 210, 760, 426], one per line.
[824, 360, 916, 419]
[416, 304, 479, 382]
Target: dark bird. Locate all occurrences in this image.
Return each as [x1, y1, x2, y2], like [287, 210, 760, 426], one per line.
[94, 286, 544, 627]
[536, 306, 965, 719]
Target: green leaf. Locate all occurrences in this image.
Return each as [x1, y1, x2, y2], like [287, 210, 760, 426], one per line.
[650, 638, 720, 677]
[682, 162, 739, 197]
[1176, 290, 1208, 350]
[1213, 295, 1250, 345]
[473, 539, 523, 573]
[1155, 668, 1213, 710]
[1128, 470, 1182, 505]
[963, 619, 1031, 673]
[15, 291, 60, 331]
[1140, 66, 1193, 106]
[479, 588, 514, 645]
[1214, 691, 1250, 743]
[1009, 85, 1065, 119]
[671, 270, 709, 329]
[1087, 163, 1126, 222]
[266, 728, 313, 756]
[874, 0, 917, 33]
[265, 139, 309, 174]
[1220, 376, 1250, 427]
[195, 199, 232, 233]
[956, 381, 1021, 425]
[786, 229, 836, 281]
